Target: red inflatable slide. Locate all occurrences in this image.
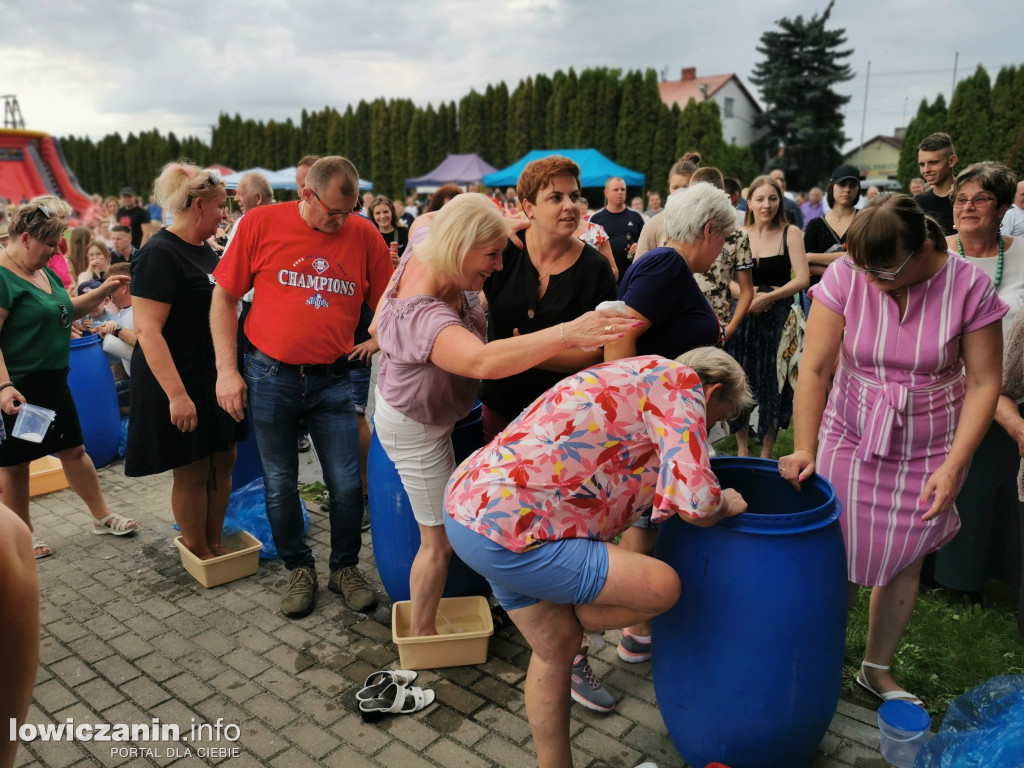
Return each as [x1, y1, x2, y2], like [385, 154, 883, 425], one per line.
[0, 129, 92, 215]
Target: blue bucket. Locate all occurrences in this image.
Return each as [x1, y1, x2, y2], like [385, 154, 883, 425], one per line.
[67, 335, 121, 468]
[652, 457, 847, 768]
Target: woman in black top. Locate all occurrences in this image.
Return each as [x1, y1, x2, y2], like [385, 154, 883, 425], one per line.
[369, 196, 409, 267]
[480, 156, 617, 441]
[804, 165, 861, 286]
[127, 163, 247, 560]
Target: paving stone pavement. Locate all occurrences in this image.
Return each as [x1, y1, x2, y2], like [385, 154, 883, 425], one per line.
[15, 455, 891, 768]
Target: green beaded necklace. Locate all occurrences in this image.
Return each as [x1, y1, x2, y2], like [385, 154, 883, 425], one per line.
[957, 233, 1003, 287]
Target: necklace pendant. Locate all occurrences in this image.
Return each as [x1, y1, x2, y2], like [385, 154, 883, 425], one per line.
[527, 308, 535, 319]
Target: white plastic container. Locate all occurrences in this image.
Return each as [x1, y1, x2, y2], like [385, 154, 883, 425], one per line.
[878, 700, 931, 767]
[12, 404, 56, 443]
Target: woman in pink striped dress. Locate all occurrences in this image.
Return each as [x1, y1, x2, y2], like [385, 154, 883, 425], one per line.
[778, 194, 1006, 705]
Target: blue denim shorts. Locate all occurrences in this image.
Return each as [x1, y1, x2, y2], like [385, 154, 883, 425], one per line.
[444, 515, 609, 611]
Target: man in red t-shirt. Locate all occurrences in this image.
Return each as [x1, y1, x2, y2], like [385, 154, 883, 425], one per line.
[211, 156, 393, 619]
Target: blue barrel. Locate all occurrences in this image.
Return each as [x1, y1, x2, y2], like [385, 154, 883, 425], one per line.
[652, 457, 847, 768]
[67, 335, 121, 468]
[368, 402, 490, 602]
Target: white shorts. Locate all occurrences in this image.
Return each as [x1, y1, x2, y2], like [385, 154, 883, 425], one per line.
[373, 391, 456, 527]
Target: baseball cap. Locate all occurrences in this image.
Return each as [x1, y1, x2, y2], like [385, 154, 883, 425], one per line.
[77, 280, 103, 295]
[120, 186, 135, 196]
[830, 165, 862, 184]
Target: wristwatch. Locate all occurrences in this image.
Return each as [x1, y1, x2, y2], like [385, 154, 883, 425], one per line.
[113, 326, 122, 338]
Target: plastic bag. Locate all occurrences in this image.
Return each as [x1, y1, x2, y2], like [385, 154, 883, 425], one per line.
[914, 675, 1024, 767]
[117, 417, 129, 458]
[221, 477, 309, 560]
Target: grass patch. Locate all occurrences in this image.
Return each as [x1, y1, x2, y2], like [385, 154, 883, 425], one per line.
[714, 424, 1024, 715]
[298, 481, 326, 504]
[845, 587, 1024, 714]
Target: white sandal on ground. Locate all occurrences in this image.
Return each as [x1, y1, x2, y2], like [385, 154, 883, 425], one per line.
[856, 660, 923, 706]
[358, 682, 435, 722]
[356, 670, 419, 702]
[92, 513, 139, 536]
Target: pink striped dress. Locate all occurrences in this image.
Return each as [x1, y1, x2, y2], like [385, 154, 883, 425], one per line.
[809, 254, 1007, 585]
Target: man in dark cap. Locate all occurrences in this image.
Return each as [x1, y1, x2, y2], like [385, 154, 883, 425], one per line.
[116, 186, 151, 248]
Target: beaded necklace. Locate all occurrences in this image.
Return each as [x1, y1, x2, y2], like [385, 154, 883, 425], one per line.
[956, 233, 1003, 288]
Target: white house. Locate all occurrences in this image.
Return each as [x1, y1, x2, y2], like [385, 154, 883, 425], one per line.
[658, 67, 766, 148]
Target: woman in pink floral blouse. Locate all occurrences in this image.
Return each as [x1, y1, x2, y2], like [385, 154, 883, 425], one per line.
[444, 349, 752, 768]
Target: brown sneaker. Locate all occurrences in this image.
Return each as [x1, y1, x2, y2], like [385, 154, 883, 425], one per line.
[328, 566, 377, 612]
[281, 566, 317, 618]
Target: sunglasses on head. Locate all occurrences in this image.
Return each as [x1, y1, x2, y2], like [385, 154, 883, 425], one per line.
[185, 172, 223, 208]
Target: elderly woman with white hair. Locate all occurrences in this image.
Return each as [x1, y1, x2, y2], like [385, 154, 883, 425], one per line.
[605, 182, 736, 360]
[369, 193, 634, 640]
[601, 181, 738, 680]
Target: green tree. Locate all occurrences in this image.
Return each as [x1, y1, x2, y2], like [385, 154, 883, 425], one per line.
[947, 65, 992, 170]
[458, 89, 487, 157]
[749, 0, 854, 189]
[595, 70, 622, 159]
[487, 82, 509, 168]
[896, 95, 947, 189]
[614, 70, 651, 188]
[507, 79, 533, 161]
[990, 66, 1024, 178]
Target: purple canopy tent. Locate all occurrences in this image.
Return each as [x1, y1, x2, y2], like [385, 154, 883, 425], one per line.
[404, 154, 497, 189]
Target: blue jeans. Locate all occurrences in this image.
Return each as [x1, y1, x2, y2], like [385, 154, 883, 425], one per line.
[245, 352, 363, 572]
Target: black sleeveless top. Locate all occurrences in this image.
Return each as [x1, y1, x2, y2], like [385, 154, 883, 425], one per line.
[750, 228, 792, 287]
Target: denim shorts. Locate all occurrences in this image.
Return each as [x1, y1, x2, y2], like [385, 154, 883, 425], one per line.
[444, 516, 610, 611]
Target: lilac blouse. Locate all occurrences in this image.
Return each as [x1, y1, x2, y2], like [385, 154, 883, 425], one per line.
[375, 227, 485, 426]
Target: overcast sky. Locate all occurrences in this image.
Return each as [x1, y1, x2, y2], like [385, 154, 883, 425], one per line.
[3, 0, 1016, 162]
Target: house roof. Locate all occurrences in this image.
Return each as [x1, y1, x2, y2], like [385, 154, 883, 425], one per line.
[844, 135, 903, 154]
[658, 73, 762, 114]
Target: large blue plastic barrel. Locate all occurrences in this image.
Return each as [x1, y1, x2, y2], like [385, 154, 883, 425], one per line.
[368, 402, 490, 602]
[67, 335, 121, 468]
[652, 457, 847, 768]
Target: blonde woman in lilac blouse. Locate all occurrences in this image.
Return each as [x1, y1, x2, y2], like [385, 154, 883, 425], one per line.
[369, 193, 634, 638]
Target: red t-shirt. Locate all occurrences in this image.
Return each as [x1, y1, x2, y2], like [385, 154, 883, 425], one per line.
[214, 203, 393, 364]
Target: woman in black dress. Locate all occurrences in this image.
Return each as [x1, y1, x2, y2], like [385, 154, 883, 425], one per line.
[126, 162, 247, 560]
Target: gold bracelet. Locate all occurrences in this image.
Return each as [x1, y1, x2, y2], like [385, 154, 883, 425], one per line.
[559, 323, 567, 348]
[793, 447, 815, 456]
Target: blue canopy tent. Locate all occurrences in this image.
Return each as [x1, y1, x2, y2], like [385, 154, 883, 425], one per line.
[404, 153, 497, 189]
[222, 167, 373, 191]
[276, 167, 373, 192]
[482, 149, 644, 189]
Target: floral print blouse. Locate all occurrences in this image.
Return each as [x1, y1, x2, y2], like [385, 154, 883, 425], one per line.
[445, 355, 722, 552]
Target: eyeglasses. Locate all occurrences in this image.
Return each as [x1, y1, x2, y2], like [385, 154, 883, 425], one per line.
[185, 171, 223, 208]
[843, 249, 916, 281]
[57, 302, 71, 329]
[952, 195, 997, 208]
[310, 189, 360, 218]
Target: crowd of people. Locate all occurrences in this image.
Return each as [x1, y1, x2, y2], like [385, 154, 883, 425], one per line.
[2, 129, 1023, 768]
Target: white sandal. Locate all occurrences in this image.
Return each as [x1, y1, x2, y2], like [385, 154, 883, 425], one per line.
[92, 513, 139, 536]
[356, 670, 419, 702]
[358, 682, 435, 722]
[856, 660, 923, 706]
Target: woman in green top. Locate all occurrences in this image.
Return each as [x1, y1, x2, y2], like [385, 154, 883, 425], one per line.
[0, 196, 139, 559]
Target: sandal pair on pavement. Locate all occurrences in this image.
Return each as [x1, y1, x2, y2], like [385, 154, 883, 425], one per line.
[357, 670, 435, 722]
